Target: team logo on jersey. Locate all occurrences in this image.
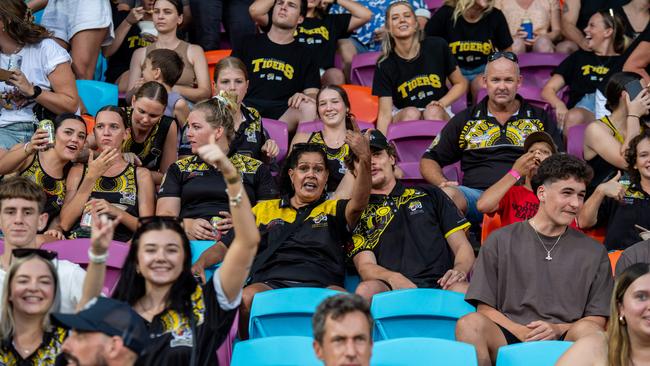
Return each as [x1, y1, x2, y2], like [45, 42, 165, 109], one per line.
[312, 213, 328, 228]
[408, 200, 423, 215]
[120, 191, 136, 206]
[169, 327, 193, 348]
[252, 58, 295, 79]
[246, 129, 257, 143]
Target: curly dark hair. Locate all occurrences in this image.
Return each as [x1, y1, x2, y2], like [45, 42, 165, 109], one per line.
[625, 129, 650, 188]
[312, 293, 372, 344]
[531, 153, 594, 193]
[0, 0, 51, 45]
[280, 143, 329, 196]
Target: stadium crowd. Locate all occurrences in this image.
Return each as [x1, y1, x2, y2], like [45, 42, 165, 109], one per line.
[1, 0, 650, 364]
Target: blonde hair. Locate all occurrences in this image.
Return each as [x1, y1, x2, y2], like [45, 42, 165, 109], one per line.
[378, 1, 423, 64]
[0, 255, 58, 340]
[444, 0, 494, 25]
[192, 92, 238, 143]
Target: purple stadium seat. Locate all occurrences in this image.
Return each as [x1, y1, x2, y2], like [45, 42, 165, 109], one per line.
[397, 161, 463, 187]
[42, 239, 129, 296]
[262, 118, 289, 163]
[350, 51, 380, 87]
[518, 52, 568, 87]
[425, 0, 443, 10]
[567, 123, 588, 159]
[296, 120, 374, 134]
[387, 120, 446, 163]
[451, 96, 467, 115]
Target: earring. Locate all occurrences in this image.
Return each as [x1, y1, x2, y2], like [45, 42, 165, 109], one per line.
[619, 315, 626, 325]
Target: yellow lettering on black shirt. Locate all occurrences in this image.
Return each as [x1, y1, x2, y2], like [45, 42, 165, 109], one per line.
[580, 65, 610, 76]
[448, 40, 493, 55]
[396, 74, 442, 98]
[296, 26, 330, 40]
[251, 58, 295, 79]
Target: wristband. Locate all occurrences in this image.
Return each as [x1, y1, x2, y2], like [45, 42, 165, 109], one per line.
[507, 169, 521, 180]
[226, 187, 243, 207]
[88, 248, 108, 264]
[23, 142, 32, 155]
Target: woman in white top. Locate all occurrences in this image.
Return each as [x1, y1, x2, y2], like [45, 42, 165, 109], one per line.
[0, 0, 79, 150]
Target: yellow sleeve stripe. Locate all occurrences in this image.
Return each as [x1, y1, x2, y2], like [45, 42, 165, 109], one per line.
[444, 222, 471, 239]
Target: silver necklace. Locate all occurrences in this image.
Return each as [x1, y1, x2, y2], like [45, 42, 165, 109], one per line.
[529, 220, 563, 261]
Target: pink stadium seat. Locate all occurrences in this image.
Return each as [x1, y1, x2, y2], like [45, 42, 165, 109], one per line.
[387, 120, 446, 163]
[350, 52, 380, 87]
[518, 52, 568, 87]
[262, 118, 289, 163]
[41, 239, 129, 296]
[566, 124, 588, 159]
[296, 120, 374, 134]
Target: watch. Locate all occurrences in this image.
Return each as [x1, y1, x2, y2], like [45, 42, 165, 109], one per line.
[28, 85, 42, 99]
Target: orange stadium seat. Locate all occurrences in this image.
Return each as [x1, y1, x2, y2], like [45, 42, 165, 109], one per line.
[81, 114, 95, 134]
[481, 213, 502, 244]
[608, 250, 623, 275]
[205, 49, 232, 83]
[340, 84, 378, 124]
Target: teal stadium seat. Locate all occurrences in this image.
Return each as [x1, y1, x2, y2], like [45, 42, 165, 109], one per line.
[76, 80, 118, 116]
[248, 287, 342, 339]
[372, 338, 478, 366]
[496, 341, 573, 366]
[231, 336, 321, 366]
[371, 288, 475, 341]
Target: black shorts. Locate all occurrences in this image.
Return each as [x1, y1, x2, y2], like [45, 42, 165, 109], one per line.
[497, 324, 568, 345]
[263, 279, 325, 289]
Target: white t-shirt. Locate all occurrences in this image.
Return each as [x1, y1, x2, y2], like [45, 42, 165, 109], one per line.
[0, 259, 86, 314]
[0, 38, 71, 126]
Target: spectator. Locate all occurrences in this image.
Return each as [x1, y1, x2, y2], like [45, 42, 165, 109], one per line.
[103, 0, 155, 93]
[557, 263, 650, 366]
[560, 0, 627, 54]
[541, 10, 626, 133]
[476, 131, 557, 226]
[623, 23, 650, 85]
[615, 240, 650, 277]
[425, 0, 513, 100]
[335, 0, 430, 82]
[312, 294, 373, 366]
[213, 57, 279, 162]
[494, 0, 561, 54]
[126, 0, 211, 103]
[250, 0, 371, 86]
[60, 106, 155, 242]
[141, 49, 190, 128]
[291, 85, 357, 195]
[123, 82, 178, 185]
[0, 0, 80, 150]
[0, 114, 87, 238]
[112, 137, 261, 365]
[613, 0, 649, 41]
[456, 154, 613, 366]
[583, 72, 649, 194]
[32, 0, 114, 80]
[54, 297, 148, 366]
[373, 1, 468, 133]
[192, 137, 371, 339]
[234, 0, 320, 133]
[578, 130, 650, 250]
[349, 130, 474, 299]
[188, 0, 252, 51]
[156, 97, 277, 241]
[420, 52, 562, 223]
[0, 177, 87, 314]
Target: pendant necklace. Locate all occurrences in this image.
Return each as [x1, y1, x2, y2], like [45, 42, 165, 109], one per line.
[529, 220, 563, 261]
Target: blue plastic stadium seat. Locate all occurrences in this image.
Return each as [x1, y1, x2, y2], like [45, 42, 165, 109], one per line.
[371, 288, 475, 341]
[76, 80, 118, 116]
[496, 341, 573, 366]
[372, 337, 478, 366]
[231, 336, 321, 366]
[248, 287, 342, 339]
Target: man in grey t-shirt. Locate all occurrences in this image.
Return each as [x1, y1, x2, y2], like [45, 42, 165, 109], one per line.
[456, 154, 614, 366]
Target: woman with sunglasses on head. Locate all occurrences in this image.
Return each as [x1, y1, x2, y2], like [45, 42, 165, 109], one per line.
[112, 139, 260, 365]
[0, 114, 87, 239]
[156, 97, 277, 242]
[0, 206, 121, 364]
[59, 106, 155, 243]
[542, 10, 626, 134]
[375, 1, 467, 134]
[126, 0, 211, 103]
[123, 81, 178, 185]
[557, 263, 650, 366]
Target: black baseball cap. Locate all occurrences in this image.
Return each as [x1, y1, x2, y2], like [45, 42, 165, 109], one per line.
[51, 297, 149, 355]
[524, 131, 557, 154]
[365, 129, 390, 151]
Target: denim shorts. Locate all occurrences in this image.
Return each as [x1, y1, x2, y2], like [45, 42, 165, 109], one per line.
[574, 92, 596, 114]
[456, 185, 485, 224]
[460, 64, 487, 83]
[0, 122, 36, 150]
[348, 37, 380, 53]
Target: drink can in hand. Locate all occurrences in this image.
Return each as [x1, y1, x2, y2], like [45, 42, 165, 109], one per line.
[521, 18, 533, 40]
[38, 119, 55, 149]
[8, 54, 22, 71]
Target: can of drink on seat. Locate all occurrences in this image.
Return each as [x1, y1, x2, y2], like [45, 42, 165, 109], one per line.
[521, 18, 533, 40]
[38, 119, 55, 149]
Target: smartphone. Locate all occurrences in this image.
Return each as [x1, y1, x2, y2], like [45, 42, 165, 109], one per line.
[0, 68, 12, 82]
[625, 79, 645, 100]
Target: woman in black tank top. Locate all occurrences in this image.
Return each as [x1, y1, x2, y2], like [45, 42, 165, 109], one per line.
[60, 106, 156, 243]
[0, 114, 87, 237]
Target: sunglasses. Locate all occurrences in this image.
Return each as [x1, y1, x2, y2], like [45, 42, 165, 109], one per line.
[487, 51, 518, 64]
[12, 248, 58, 261]
[137, 216, 183, 228]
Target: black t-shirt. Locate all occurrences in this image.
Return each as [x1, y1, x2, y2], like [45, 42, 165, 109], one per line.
[613, 6, 643, 40]
[373, 37, 457, 109]
[105, 7, 152, 83]
[232, 34, 320, 108]
[123, 111, 176, 171]
[553, 50, 623, 108]
[577, 0, 627, 31]
[158, 154, 278, 220]
[2, 326, 67, 365]
[422, 95, 562, 190]
[597, 183, 650, 251]
[247, 197, 350, 287]
[348, 183, 470, 287]
[296, 14, 352, 69]
[307, 131, 349, 192]
[227, 105, 269, 160]
[134, 283, 237, 366]
[425, 5, 513, 70]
